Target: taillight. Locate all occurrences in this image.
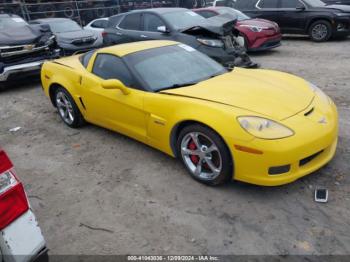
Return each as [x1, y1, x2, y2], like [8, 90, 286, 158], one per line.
[101, 31, 107, 38]
[0, 150, 29, 230]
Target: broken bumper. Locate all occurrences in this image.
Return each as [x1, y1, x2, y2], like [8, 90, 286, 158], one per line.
[0, 210, 47, 262]
[0, 61, 44, 82]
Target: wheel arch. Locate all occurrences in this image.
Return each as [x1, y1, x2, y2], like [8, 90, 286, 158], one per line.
[306, 17, 333, 32]
[170, 119, 233, 161]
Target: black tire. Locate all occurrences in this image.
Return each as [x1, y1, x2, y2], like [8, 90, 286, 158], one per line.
[309, 20, 332, 42]
[176, 124, 233, 186]
[54, 87, 85, 128]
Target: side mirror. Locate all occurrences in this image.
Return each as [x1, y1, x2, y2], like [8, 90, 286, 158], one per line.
[157, 25, 169, 33]
[101, 79, 130, 95]
[296, 4, 305, 11]
[39, 23, 50, 32]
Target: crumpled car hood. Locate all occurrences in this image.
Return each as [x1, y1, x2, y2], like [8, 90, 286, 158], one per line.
[0, 25, 43, 45]
[161, 68, 315, 120]
[181, 13, 237, 36]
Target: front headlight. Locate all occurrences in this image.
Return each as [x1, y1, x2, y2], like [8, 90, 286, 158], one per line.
[240, 25, 268, 32]
[46, 35, 56, 45]
[197, 38, 224, 48]
[335, 13, 350, 17]
[308, 82, 331, 104]
[237, 116, 294, 139]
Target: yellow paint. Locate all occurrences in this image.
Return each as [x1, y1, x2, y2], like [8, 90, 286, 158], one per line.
[41, 41, 338, 186]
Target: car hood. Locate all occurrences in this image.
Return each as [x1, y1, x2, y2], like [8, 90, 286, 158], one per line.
[161, 68, 315, 120]
[0, 25, 43, 45]
[56, 30, 95, 41]
[237, 18, 278, 29]
[321, 4, 350, 12]
[181, 13, 237, 36]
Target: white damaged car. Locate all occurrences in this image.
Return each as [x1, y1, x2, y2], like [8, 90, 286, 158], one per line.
[0, 149, 48, 262]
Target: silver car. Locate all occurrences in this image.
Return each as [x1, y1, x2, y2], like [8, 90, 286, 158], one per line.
[31, 18, 103, 56]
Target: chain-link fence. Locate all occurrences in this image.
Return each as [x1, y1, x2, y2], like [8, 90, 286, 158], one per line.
[0, 0, 207, 26]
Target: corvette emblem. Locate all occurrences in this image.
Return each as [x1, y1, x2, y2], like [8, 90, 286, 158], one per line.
[318, 117, 327, 124]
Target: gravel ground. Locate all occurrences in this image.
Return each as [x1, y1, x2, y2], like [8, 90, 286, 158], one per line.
[0, 37, 349, 256]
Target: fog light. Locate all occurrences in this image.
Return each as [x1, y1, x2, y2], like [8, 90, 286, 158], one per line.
[268, 165, 291, 175]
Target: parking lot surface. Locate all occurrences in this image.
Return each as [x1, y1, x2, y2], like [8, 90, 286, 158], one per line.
[0, 38, 349, 255]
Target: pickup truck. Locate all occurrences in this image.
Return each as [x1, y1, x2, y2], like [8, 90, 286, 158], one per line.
[0, 14, 59, 85]
[0, 149, 48, 262]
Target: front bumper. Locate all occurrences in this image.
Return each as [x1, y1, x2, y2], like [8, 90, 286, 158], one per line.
[0, 61, 44, 82]
[227, 97, 338, 186]
[248, 34, 282, 52]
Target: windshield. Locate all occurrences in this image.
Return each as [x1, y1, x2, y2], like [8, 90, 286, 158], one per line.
[162, 10, 208, 30]
[48, 20, 82, 33]
[304, 0, 326, 6]
[217, 8, 250, 21]
[124, 44, 227, 92]
[0, 17, 28, 30]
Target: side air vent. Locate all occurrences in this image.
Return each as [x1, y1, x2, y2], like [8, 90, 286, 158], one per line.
[304, 107, 314, 117]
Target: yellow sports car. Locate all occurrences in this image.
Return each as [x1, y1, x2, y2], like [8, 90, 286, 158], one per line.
[41, 40, 338, 186]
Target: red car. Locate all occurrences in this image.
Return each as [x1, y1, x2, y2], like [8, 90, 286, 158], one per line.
[194, 7, 282, 52]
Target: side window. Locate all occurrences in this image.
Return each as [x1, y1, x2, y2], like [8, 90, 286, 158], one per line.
[119, 13, 142, 30]
[143, 14, 165, 32]
[108, 15, 123, 27]
[92, 54, 134, 87]
[234, 0, 256, 9]
[280, 0, 301, 8]
[91, 19, 108, 28]
[81, 50, 95, 68]
[257, 0, 279, 8]
[196, 11, 217, 18]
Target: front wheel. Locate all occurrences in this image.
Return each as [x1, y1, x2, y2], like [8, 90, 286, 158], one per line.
[309, 20, 332, 42]
[177, 124, 233, 186]
[54, 87, 85, 128]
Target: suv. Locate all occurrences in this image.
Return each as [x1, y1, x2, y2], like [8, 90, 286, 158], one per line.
[0, 149, 48, 262]
[0, 14, 59, 85]
[216, 0, 350, 41]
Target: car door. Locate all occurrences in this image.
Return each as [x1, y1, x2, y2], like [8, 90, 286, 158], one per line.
[252, 0, 283, 25]
[111, 12, 144, 44]
[80, 53, 148, 143]
[139, 13, 173, 41]
[278, 0, 308, 33]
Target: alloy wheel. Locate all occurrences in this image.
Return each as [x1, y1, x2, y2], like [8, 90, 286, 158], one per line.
[180, 132, 222, 181]
[56, 91, 75, 125]
[312, 24, 328, 41]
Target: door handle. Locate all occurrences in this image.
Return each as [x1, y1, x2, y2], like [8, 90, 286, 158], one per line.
[116, 32, 123, 36]
[140, 35, 148, 38]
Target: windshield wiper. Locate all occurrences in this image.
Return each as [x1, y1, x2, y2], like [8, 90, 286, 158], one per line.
[157, 81, 198, 91]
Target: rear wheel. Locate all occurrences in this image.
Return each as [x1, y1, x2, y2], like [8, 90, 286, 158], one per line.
[54, 87, 85, 128]
[177, 124, 233, 186]
[309, 20, 332, 42]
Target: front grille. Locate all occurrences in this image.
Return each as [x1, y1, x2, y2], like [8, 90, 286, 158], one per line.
[300, 150, 324, 166]
[0, 49, 50, 65]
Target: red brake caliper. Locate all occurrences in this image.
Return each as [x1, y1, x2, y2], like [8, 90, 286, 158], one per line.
[189, 140, 199, 164]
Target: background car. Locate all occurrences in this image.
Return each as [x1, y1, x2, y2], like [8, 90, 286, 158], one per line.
[216, 0, 350, 42]
[84, 17, 109, 33]
[194, 7, 281, 51]
[0, 148, 48, 262]
[41, 40, 337, 187]
[0, 14, 58, 85]
[31, 18, 103, 56]
[103, 8, 257, 68]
